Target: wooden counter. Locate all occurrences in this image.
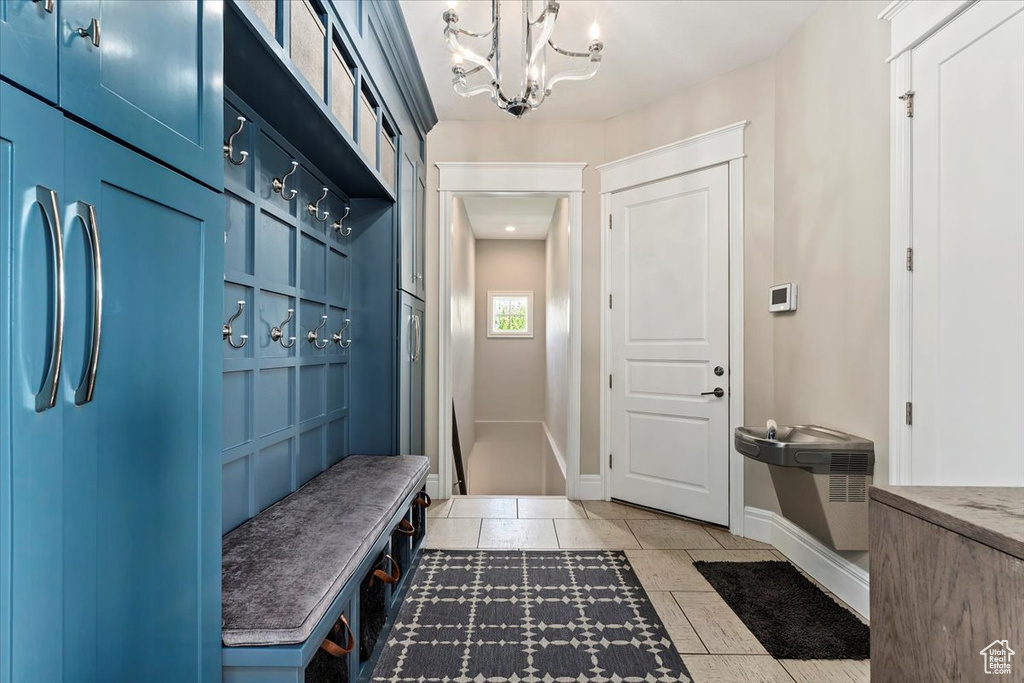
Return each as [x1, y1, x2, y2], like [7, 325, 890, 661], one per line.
[869, 486, 1024, 682]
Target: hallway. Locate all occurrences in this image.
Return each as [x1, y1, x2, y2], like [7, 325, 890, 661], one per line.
[424, 496, 869, 683]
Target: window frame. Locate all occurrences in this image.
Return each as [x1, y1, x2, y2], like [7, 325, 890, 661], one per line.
[487, 291, 535, 338]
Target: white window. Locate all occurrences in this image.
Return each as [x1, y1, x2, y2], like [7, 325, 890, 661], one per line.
[487, 291, 534, 338]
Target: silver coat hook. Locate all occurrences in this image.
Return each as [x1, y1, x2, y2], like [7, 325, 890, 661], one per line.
[307, 314, 329, 349]
[272, 161, 299, 200]
[333, 318, 352, 349]
[224, 116, 249, 166]
[332, 205, 352, 236]
[308, 187, 330, 223]
[223, 300, 248, 349]
[270, 308, 296, 348]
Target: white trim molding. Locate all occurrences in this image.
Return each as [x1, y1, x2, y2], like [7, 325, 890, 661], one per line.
[436, 162, 585, 500]
[745, 507, 870, 619]
[599, 123, 746, 536]
[426, 474, 441, 500]
[596, 121, 748, 194]
[542, 422, 567, 479]
[879, 0, 975, 61]
[577, 475, 604, 500]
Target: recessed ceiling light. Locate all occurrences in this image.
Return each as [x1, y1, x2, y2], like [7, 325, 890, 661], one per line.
[505, 226, 516, 232]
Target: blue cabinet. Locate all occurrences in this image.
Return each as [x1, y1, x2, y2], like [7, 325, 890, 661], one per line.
[61, 119, 223, 683]
[398, 145, 426, 301]
[398, 292, 423, 456]
[0, 0, 58, 101]
[1, 81, 222, 683]
[0, 80, 66, 683]
[59, 0, 224, 189]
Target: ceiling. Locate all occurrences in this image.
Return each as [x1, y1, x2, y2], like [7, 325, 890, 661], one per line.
[461, 196, 560, 239]
[400, 0, 819, 122]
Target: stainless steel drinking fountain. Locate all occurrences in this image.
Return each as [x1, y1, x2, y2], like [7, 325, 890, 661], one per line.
[735, 425, 875, 551]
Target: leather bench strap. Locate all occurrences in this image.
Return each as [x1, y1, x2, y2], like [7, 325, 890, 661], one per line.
[319, 614, 354, 657]
[396, 519, 415, 536]
[413, 491, 432, 508]
[371, 554, 401, 585]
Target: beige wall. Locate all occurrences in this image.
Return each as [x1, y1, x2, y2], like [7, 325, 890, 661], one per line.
[474, 240, 547, 421]
[602, 57, 780, 511]
[450, 199, 476, 457]
[545, 199, 571, 459]
[772, 1, 891, 565]
[424, 2, 892, 532]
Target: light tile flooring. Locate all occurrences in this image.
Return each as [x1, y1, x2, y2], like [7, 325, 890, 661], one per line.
[426, 496, 869, 683]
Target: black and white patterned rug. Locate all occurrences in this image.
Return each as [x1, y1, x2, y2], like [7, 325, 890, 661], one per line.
[372, 550, 692, 683]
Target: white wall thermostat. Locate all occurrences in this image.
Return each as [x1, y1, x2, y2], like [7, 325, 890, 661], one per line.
[769, 283, 797, 312]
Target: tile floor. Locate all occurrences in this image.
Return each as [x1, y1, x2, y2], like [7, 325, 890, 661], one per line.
[426, 495, 870, 683]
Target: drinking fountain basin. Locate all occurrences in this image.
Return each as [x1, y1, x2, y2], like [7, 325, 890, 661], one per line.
[734, 424, 875, 551]
[734, 425, 875, 473]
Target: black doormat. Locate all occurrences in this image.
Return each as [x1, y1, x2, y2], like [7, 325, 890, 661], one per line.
[692, 560, 870, 660]
[372, 550, 692, 682]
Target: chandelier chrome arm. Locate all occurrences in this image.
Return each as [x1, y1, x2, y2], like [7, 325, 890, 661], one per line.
[442, 0, 603, 118]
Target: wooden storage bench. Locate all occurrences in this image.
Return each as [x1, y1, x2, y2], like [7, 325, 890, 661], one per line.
[222, 455, 430, 682]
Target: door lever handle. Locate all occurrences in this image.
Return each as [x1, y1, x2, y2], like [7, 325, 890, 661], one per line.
[701, 387, 725, 398]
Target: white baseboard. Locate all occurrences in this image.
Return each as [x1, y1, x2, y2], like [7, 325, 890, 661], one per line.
[744, 506, 870, 619]
[426, 474, 441, 500]
[542, 422, 567, 479]
[577, 475, 604, 500]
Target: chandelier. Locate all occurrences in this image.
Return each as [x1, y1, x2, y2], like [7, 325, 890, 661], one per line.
[442, 0, 604, 118]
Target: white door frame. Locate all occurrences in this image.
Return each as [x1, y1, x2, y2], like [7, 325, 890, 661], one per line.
[436, 162, 586, 499]
[879, 0, 976, 486]
[597, 122, 747, 535]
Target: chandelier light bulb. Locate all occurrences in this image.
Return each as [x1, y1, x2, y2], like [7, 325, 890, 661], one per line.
[452, 52, 463, 65]
[505, 226, 516, 232]
[589, 21, 600, 41]
[447, 0, 457, 8]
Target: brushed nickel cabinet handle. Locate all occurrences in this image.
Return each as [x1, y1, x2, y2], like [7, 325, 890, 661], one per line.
[35, 186, 65, 412]
[76, 18, 100, 48]
[73, 201, 102, 406]
[32, 0, 55, 14]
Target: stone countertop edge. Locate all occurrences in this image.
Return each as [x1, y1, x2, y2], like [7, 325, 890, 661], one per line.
[870, 485, 1024, 560]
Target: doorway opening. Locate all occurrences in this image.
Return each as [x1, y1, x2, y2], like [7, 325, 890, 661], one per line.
[437, 163, 585, 500]
[451, 195, 568, 496]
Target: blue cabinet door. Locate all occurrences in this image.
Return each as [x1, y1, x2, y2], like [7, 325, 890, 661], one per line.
[398, 149, 416, 297]
[0, 0, 58, 102]
[0, 81, 66, 683]
[397, 291, 423, 456]
[59, 0, 224, 189]
[61, 119, 223, 683]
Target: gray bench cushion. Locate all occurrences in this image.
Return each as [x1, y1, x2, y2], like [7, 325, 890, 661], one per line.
[222, 455, 429, 647]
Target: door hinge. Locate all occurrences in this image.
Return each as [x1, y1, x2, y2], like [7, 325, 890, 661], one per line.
[608, 453, 613, 469]
[899, 90, 915, 118]
[906, 247, 914, 271]
[608, 294, 613, 309]
[609, 374, 613, 389]
[905, 401, 913, 425]
[608, 214, 613, 230]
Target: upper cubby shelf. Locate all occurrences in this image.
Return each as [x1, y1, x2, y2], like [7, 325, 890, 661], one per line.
[225, 0, 436, 200]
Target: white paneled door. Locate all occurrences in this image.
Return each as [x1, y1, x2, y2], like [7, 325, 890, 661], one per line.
[609, 165, 730, 524]
[909, 1, 1024, 485]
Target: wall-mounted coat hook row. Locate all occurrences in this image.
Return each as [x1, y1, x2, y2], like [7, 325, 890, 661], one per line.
[223, 116, 249, 166]
[308, 188, 330, 223]
[307, 315, 329, 349]
[332, 206, 352, 236]
[333, 318, 352, 348]
[270, 308, 296, 348]
[223, 300, 248, 349]
[272, 161, 298, 200]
